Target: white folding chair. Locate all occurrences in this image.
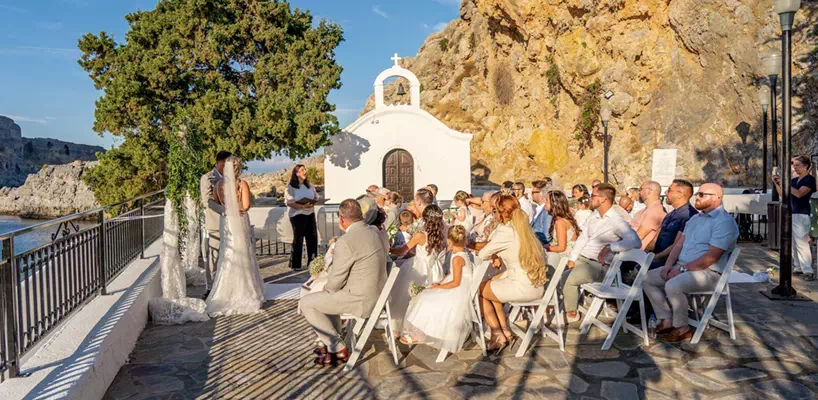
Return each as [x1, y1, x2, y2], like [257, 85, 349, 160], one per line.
[578, 249, 655, 350]
[508, 257, 569, 356]
[435, 258, 491, 363]
[342, 264, 401, 373]
[688, 248, 740, 344]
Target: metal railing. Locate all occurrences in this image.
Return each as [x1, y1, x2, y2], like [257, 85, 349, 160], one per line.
[0, 189, 165, 380]
[730, 212, 768, 243]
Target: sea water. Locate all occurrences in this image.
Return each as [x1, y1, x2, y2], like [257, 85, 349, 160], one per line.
[0, 216, 94, 257]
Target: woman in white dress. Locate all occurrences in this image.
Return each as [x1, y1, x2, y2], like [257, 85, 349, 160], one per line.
[478, 194, 548, 354]
[205, 156, 265, 316]
[389, 204, 447, 333]
[401, 225, 474, 353]
[544, 191, 581, 267]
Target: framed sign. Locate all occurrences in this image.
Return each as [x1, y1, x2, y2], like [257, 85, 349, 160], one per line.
[652, 149, 677, 187]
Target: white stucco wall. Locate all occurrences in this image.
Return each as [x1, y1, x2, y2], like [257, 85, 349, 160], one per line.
[324, 105, 472, 202]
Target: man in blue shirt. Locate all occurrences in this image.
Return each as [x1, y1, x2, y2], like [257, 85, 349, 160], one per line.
[649, 179, 699, 269]
[530, 180, 552, 245]
[643, 183, 739, 343]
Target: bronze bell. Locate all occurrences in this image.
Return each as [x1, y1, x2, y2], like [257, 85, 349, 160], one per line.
[396, 83, 406, 96]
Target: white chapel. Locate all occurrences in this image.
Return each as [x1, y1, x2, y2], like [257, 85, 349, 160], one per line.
[324, 54, 472, 203]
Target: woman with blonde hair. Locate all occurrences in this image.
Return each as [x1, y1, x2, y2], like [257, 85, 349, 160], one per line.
[478, 194, 548, 353]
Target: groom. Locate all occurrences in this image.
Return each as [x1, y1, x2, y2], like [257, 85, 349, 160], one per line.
[299, 199, 387, 365]
[199, 151, 232, 294]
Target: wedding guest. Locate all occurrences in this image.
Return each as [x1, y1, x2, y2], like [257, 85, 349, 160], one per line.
[614, 196, 633, 222]
[397, 210, 415, 246]
[410, 189, 435, 224]
[630, 181, 667, 250]
[468, 191, 500, 247]
[286, 164, 318, 270]
[544, 177, 553, 187]
[628, 187, 647, 217]
[643, 183, 739, 343]
[299, 199, 387, 365]
[648, 180, 697, 269]
[425, 184, 439, 203]
[478, 194, 548, 353]
[572, 184, 589, 200]
[502, 181, 514, 195]
[591, 180, 602, 189]
[512, 182, 536, 222]
[383, 191, 401, 229]
[563, 184, 641, 323]
[366, 184, 379, 197]
[774, 155, 816, 280]
[453, 190, 474, 231]
[530, 180, 553, 245]
[401, 225, 474, 354]
[574, 195, 592, 228]
[544, 190, 580, 267]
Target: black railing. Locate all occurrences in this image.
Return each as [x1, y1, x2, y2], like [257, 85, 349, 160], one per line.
[0, 189, 165, 381]
[731, 212, 768, 243]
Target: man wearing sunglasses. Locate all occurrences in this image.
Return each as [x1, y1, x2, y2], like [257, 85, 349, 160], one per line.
[643, 183, 739, 343]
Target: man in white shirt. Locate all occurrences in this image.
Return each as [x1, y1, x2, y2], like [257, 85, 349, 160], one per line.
[563, 183, 642, 322]
[512, 182, 536, 223]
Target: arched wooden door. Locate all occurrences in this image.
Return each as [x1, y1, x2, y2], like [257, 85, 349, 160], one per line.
[383, 149, 414, 202]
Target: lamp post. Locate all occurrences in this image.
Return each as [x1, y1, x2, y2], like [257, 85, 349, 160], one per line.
[758, 86, 770, 193]
[601, 107, 612, 184]
[761, 50, 781, 201]
[770, 0, 801, 299]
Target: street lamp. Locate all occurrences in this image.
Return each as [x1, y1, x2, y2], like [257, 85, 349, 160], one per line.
[758, 85, 770, 193]
[600, 107, 612, 184]
[761, 49, 781, 201]
[770, 0, 801, 299]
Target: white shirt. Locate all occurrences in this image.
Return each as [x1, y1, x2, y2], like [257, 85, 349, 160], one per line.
[518, 196, 536, 223]
[533, 203, 546, 221]
[285, 183, 317, 217]
[569, 208, 641, 263]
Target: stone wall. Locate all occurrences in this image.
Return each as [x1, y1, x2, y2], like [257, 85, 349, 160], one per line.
[0, 116, 104, 188]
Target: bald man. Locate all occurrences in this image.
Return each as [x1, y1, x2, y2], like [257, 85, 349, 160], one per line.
[643, 183, 739, 343]
[629, 181, 666, 250]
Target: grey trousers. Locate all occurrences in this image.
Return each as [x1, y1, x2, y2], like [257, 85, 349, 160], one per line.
[564, 257, 607, 312]
[205, 229, 220, 288]
[643, 267, 721, 328]
[299, 291, 350, 352]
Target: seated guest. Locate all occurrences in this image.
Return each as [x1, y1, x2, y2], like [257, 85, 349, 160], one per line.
[501, 181, 514, 195]
[630, 181, 667, 250]
[544, 190, 580, 267]
[649, 179, 697, 269]
[425, 184, 439, 203]
[563, 184, 641, 323]
[512, 182, 537, 222]
[628, 187, 647, 217]
[468, 191, 501, 248]
[574, 195, 592, 227]
[643, 183, 739, 343]
[614, 196, 633, 222]
[366, 184, 379, 198]
[591, 179, 602, 190]
[453, 190, 474, 231]
[299, 199, 387, 366]
[530, 180, 552, 245]
[572, 184, 589, 200]
[397, 210, 415, 246]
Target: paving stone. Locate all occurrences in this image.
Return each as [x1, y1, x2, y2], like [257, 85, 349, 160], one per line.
[745, 361, 804, 375]
[680, 341, 714, 354]
[702, 368, 767, 383]
[408, 345, 468, 373]
[612, 335, 645, 351]
[684, 356, 733, 370]
[450, 384, 506, 399]
[517, 383, 570, 399]
[647, 343, 686, 360]
[503, 356, 551, 373]
[810, 336, 818, 351]
[567, 344, 621, 360]
[133, 375, 185, 394]
[457, 375, 496, 385]
[374, 372, 452, 398]
[453, 348, 484, 361]
[637, 367, 685, 396]
[671, 369, 729, 392]
[534, 347, 571, 370]
[465, 361, 505, 379]
[600, 381, 638, 400]
[751, 379, 816, 400]
[799, 374, 818, 383]
[630, 353, 676, 366]
[715, 345, 780, 359]
[501, 374, 554, 392]
[554, 373, 589, 394]
[577, 361, 630, 378]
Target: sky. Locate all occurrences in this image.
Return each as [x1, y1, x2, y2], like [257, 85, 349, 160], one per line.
[0, 0, 460, 173]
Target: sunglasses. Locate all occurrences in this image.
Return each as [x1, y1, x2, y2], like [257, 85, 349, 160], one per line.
[695, 192, 716, 198]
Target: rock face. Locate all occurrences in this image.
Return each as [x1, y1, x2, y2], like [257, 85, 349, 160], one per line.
[363, 0, 818, 189]
[242, 156, 324, 199]
[0, 116, 104, 188]
[0, 161, 99, 218]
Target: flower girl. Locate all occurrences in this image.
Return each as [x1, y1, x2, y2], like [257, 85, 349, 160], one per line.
[453, 191, 474, 232]
[400, 225, 474, 353]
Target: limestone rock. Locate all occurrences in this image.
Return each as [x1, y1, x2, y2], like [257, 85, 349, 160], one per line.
[242, 156, 324, 200]
[0, 161, 99, 218]
[359, 0, 817, 189]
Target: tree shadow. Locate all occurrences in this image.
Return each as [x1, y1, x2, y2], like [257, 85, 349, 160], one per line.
[694, 119, 765, 186]
[324, 131, 371, 170]
[471, 161, 493, 186]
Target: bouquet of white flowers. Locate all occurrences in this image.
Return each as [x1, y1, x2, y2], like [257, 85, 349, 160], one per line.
[443, 209, 455, 226]
[387, 223, 399, 242]
[308, 254, 326, 278]
[409, 282, 426, 298]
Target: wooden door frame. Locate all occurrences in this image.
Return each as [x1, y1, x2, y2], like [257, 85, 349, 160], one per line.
[382, 148, 414, 201]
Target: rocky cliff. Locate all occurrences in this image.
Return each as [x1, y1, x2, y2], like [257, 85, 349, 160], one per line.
[0, 161, 99, 218]
[242, 156, 324, 200]
[0, 116, 104, 187]
[364, 0, 818, 189]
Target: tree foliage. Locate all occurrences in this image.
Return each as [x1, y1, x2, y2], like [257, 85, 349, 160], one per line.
[572, 79, 603, 157]
[78, 0, 344, 205]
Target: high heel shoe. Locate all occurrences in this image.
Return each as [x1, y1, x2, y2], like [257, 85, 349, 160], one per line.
[502, 329, 518, 351]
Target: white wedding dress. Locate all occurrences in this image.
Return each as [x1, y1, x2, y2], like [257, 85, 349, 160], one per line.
[403, 251, 474, 353]
[205, 160, 265, 316]
[390, 241, 447, 332]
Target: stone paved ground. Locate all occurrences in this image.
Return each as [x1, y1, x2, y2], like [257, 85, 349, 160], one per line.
[105, 244, 818, 399]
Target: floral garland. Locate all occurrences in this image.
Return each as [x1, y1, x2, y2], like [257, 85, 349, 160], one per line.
[166, 123, 209, 255]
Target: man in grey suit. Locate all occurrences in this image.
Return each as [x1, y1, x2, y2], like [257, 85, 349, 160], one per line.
[199, 151, 231, 294]
[299, 199, 387, 366]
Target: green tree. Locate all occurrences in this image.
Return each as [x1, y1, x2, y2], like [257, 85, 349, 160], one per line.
[78, 0, 344, 205]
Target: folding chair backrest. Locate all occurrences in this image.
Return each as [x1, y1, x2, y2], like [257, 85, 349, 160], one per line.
[604, 249, 651, 287]
[543, 257, 569, 302]
[714, 247, 740, 293]
[627, 251, 655, 297]
[368, 263, 401, 321]
[469, 259, 492, 300]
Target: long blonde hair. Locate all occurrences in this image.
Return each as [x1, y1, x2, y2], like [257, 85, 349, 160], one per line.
[496, 195, 547, 286]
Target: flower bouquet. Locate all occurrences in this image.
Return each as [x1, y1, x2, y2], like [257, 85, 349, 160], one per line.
[308, 254, 326, 278]
[409, 282, 426, 298]
[442, 209, 455, 226]
[387, 223, 399, 245]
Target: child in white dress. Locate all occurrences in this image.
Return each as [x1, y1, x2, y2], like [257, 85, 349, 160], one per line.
[397, 210, 415, 248]
[453, 191, 474, 232]
[401, 225, 474, 353]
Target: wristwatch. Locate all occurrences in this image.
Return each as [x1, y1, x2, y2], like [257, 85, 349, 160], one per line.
[679, 264, 688, 273]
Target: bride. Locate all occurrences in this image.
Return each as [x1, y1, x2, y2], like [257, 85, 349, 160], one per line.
[205, 156, 265, 316]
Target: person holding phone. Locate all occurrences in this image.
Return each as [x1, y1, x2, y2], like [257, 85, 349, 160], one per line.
[774, 155, 816, 281]
[286, 164, 319, 270]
